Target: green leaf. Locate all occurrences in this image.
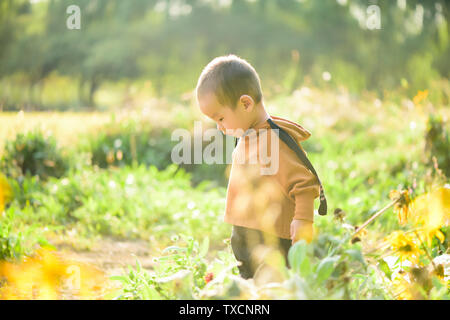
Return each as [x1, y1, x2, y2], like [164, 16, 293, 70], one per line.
[377, 259, 392, 280]
[316, 256, 340, 283]
[135, 258, 141, 273]
[431, 276, 444, 291]
[141, 283, 161, 300]
[162, 246, 186, 254]
[288, 240, 311, 276]
[345, 249, 366, 265]
[158, 254, 184, 261]
[299, 255, 311, 276]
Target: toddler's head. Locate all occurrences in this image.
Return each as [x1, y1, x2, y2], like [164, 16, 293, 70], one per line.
[196, 55, 264, 137]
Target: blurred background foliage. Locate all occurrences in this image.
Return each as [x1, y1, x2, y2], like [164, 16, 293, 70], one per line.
[0, 0, 449, 111]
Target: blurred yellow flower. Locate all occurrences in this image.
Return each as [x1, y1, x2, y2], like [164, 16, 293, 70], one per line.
[397, 206, 409, 225]
[416, 227, 446, 247]
[351, 224, 368, 243]
[413, 90, 429, 105]
[0, 247, 108, 300]
[389, 189, 411, 225]
[408, 187, 449, 244]
[386, 231, 423, 262]
[0, 172, 14, 213]
[392, 274, 414, 300]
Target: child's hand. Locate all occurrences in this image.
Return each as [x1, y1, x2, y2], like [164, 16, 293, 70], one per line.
[290, 219, 314, 244]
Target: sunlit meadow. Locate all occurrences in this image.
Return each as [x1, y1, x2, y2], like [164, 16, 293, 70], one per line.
[0, 84, 449, 300]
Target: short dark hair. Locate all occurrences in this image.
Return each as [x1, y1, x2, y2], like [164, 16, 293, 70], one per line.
[196, 55, 263, 108]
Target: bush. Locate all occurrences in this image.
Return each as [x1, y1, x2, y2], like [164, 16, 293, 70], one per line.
[0, 130, 68, 181]
[83, 120, 176, 171]
[0, 220, 25, 261]
[111, 235, 215, 299]
[0, 208, 49, 261]
[79, 119, 229, 187]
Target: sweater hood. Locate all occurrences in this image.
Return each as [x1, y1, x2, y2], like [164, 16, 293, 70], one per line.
[251, 115, 312, 144]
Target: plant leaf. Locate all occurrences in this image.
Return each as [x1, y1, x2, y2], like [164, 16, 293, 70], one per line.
[316, 256, 340, 283]
[377, 259, 392, 280]
[288, 240, 311, 276]
[345, 249, 366, 266]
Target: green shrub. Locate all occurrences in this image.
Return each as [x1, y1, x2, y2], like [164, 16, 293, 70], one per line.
[111, 235, 215, 300]
[111, 231, 387, 300]
[0, 221, 25, 261]
[81, 120, 176, 170]
[0, 208, 50, 261]
[79, 119, 229, 187]
[0, 130, 68, 181]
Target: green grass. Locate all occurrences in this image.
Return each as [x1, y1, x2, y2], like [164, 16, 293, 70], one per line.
[4, 164, 229, 250]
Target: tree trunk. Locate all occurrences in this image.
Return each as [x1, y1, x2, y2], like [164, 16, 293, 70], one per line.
[27, 81, 35, 111]
[88, 78, 99, 109]
[78, 78, 86, 107]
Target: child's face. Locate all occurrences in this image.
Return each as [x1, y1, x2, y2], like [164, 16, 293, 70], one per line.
[198, 92, 254, 137]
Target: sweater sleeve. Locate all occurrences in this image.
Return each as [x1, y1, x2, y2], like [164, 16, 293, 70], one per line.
[272, 141, 320, 222]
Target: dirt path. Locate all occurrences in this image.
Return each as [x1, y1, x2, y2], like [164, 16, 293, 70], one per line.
[16, 236, 161, 299]
[53, 237, 157, 278]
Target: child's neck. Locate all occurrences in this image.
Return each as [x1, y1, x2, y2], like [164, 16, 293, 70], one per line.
[249, 102, 269, 129]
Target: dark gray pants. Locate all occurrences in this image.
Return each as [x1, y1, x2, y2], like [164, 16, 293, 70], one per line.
[230, 225, 292, 279]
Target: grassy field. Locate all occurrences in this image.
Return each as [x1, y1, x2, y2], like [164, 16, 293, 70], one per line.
[0, 112, 112, 155]
[0, 87, 448, 300]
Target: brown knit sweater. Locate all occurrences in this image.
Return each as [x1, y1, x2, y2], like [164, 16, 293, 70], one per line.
[224, 115, 320, 239]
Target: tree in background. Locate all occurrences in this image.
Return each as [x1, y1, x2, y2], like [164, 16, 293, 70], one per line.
[0, 0, 448, 110]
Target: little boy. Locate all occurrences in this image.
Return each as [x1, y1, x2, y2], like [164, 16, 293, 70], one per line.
[195, 55, 326, 279]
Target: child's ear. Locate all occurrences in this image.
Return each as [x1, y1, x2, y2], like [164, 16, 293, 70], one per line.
[239, 95, 254, 112]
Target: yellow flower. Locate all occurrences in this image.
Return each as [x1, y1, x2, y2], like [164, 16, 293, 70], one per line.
[0, 172, 14, 213]
[415, 227, 446, 247]
[408, 187, 449, 244]
[351, 224, 368, 243]
[391, 268, 436, 300]
[392, 274, 414, 300]
[0, 248, 108, 300]
[413, 90, 429, 105]
[389, 189, 411, 225]
[386, 231, 424, 262]
[396, 206, 409, 226]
